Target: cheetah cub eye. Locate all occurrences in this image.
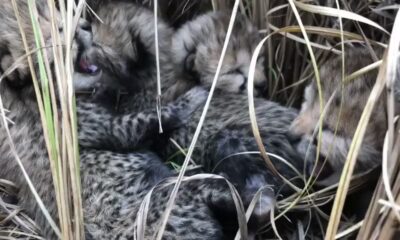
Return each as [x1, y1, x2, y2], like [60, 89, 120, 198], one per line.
[171, 11, 267, 96]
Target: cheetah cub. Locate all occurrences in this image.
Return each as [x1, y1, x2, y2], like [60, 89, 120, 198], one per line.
[83, 5, 307, 236]
[82, 5, 306, 236]
[291, 47, 400, 182]
[78, 3, 252, 240]
[158, 10, 308, 232]
[167, 11, 267, 100]
[0, 1, 243, 239]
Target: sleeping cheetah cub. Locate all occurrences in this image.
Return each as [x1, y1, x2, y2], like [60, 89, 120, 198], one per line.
[167, 11, 267, 100]
[104, 8, 308, 233]
[0, 1, 245, 239]
[81, 4, 307, 235]
[163, 11, 313, 233]
[290, 47, 400, 182]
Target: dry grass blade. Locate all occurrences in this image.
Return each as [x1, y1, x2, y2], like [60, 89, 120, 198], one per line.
[66, 2, 86, 238]
[344, 60, 383, 83]
[247, 29, 304, 193]
[265, 24, 387, 51]
[293, 1, 389, 34]
[380, 5, 400, 223]
[378, 199, 400, 211]
[357, 177, 386, 239]
[168, 138, 197, 166]
[270, 204, 283, 240]
[333, 7, 400, 240]
[324, 46, 388, 240]
[268, 0, 325, 220]
[0, 182, 41, 237]
[382, 129, 400, 222]
[135, 174, 246, 240]
[135, 183, 155, 239]
[234, 185, 275, 240]
[335, 220, 363, 239]
[28, 0, 68, 235]
[248, 34, 289, 178]
[154, 0, 163, 133]
[245, 22, 328, 223]
[155, 1, 246, 239]
[266, 24, 343, 53]
[211, 0, 231, 11]
[213, 151, 303, 178]
[4, 0, 86, 238]
[357, 126, 400, 239]
[5, 0, 62, 237]
[34, 0, 85, 238]
[373, 128, 400, 239]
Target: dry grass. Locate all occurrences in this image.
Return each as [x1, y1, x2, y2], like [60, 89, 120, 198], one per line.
[1, 0, 399, 239]
[1, 0, 86, 239]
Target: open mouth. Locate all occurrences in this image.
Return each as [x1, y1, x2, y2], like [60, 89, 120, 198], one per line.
[76, 55, 101, 76]
[73, 52, 102, 91]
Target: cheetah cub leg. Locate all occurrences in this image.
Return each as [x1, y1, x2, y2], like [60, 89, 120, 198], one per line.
[78, 86, 208, 150]
[201, 130, 280, 234]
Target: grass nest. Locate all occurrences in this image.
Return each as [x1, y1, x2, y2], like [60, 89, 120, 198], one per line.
[1, 0, 399, 239]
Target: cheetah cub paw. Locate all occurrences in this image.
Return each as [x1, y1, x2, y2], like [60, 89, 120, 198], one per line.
[171, 86, 208, 122]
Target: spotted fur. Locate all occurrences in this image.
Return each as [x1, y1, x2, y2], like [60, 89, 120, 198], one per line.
[80, 149, 240, 240]
[0, 1, 243, 239]
[156, 11, 308, 228]
[167, 11, 267, 100]
[98, 6, 308, 232]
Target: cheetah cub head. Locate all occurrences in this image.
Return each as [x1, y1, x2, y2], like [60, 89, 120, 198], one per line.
[0, 0, 101, 92]
[291, 47, 400, 184]
[79, 2, 174, 93]
[170, 11, 267, 98]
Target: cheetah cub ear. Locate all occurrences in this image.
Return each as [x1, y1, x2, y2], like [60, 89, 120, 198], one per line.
[169, 11, 267, 99]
